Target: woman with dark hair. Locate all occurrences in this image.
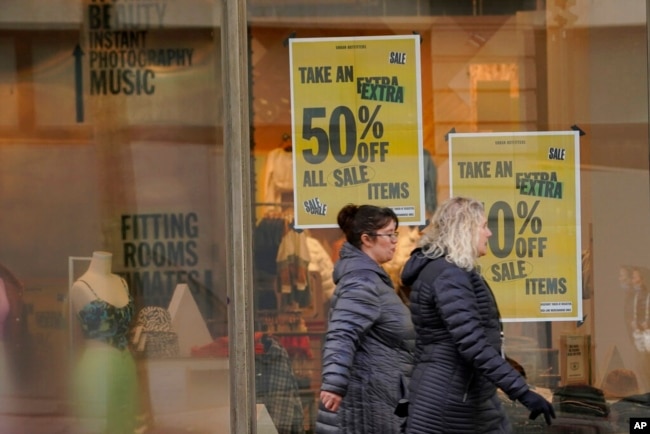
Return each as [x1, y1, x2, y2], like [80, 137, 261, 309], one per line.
[401, 196, 554, 433]
[316, 204, 415, 434]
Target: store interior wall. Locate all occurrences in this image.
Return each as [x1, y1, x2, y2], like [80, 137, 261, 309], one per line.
[548, 21, 650, 389]
[591, 169, 650, 392]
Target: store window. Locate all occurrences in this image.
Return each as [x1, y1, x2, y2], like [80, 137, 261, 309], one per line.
[249, 1, 650, 433]
[2, 1, 650, 433]
[0, 1, 230, 433]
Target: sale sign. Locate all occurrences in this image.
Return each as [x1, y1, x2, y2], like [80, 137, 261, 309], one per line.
[449, 131, 582, 321]
[289, 35, 425, 228]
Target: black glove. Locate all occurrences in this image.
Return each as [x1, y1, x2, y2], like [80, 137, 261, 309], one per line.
[518, 389, 556, 425]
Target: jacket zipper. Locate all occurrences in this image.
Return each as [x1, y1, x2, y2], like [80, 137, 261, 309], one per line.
[462, 373, 474, 402]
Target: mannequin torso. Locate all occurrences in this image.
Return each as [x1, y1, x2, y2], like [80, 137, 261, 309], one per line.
[71, 251, 134, 350]
[71, 251, 129, 310]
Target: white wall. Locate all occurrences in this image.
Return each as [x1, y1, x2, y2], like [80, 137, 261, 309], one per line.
[592, 168, 650, 391]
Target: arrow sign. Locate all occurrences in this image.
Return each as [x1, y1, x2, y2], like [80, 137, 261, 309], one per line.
[73, 44, 84, 123]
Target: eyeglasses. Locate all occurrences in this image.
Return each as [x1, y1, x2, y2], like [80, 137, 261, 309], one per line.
[368, 232, 399, 241]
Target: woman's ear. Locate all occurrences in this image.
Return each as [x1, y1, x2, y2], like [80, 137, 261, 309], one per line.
[360, 233, 373, 247]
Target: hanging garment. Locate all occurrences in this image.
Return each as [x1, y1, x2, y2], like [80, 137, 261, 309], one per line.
[276, 229, 312, 308]
[263, 148, 294, 213]
[256, 335, 304, 434]
[422, 149, 438, 215]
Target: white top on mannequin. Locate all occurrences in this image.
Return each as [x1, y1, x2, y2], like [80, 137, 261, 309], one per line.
[70, 251, 130, 313]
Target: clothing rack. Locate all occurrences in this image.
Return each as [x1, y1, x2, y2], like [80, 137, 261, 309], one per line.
[254, 202, 294, 207]
[254, 202, 297, 229]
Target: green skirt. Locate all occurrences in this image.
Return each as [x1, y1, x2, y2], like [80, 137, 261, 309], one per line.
[73, 345, 138, 434]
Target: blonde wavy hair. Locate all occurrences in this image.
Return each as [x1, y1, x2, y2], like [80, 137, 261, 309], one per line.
[418, 196, 486, 271]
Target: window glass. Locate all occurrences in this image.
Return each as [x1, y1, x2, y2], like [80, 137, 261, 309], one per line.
[249, 2, 650, 433]
[0, 1, 229, 432]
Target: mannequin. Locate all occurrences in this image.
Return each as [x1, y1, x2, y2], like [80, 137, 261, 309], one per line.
[70, 251, 138, 434]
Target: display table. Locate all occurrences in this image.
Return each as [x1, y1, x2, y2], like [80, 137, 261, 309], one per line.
[140, 357, 229, 414]
[140, 357, 279, 433]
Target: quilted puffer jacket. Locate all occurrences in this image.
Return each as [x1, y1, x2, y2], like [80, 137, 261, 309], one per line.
[316, 242, 415, 434]
[401, 249, 529, 434]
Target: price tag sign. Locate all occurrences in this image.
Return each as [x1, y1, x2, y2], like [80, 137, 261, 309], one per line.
[450, 131, 582, 321]
[289, 35, 425, 228]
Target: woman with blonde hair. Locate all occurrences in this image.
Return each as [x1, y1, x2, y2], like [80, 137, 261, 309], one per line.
[401, 196, 554, 433]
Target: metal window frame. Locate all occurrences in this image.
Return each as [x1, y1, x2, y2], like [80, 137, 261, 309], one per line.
[222, 0, 257, 433]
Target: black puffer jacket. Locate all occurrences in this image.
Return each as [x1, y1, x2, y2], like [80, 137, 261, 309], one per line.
[316, 242, 415, 434]
[401, 249, 529, 434]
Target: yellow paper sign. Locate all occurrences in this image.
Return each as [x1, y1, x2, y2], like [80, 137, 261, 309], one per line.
[289, 35, 424, 228]
[450, 131, 582, 321]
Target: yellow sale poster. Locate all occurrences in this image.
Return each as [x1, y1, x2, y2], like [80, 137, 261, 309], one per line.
[289, 35, 424, 228]
[449, 131, 582, 321]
